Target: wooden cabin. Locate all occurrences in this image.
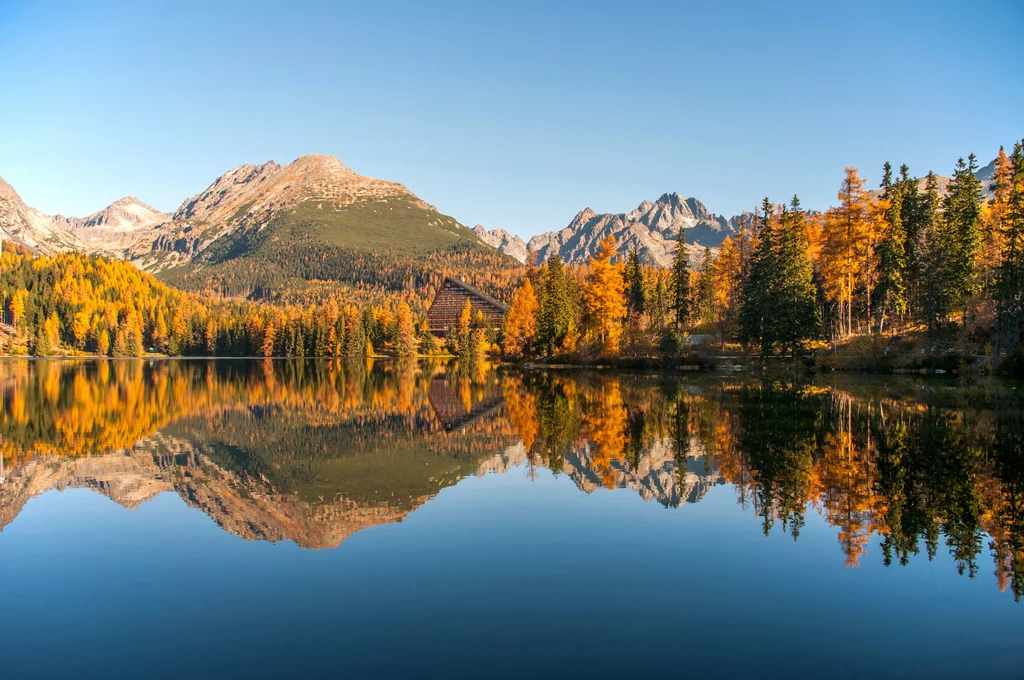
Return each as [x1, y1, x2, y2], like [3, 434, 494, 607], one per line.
[426, 277, 509, 337]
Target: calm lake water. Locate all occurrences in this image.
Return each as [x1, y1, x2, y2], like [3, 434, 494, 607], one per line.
[0, 359, 1021, 678]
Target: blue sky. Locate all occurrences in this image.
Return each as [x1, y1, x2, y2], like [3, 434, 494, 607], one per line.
[1, 0, 1021, 238]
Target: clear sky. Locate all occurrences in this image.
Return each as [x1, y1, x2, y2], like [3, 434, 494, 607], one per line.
[2, 0, 1021, 239]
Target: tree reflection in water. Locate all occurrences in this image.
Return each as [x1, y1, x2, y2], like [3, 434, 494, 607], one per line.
[0, 359, 1021, 599]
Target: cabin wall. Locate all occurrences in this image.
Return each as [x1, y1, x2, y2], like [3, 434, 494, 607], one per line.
[427, 283, 506, 336]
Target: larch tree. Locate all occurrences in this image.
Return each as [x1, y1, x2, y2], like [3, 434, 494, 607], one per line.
[582, 235, 627, 354]
[820, 167, 877, 338]
[503, 277, 539, 358]
[394, 301, 418, 357]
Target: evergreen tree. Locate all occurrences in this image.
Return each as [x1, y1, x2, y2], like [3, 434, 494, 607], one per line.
[943, 154, 985, 323]
[671, 227, 690, 331]
[694, 246, 716, 327]
[876, 162, 909, 332]
[772, 197, 820, 355]
[740, 198, 778, 352]
[625, 249, 646, 318]
[995, 141, 1024, 359]
[538, 255, 580, 357]
[918, 172, 949, 333]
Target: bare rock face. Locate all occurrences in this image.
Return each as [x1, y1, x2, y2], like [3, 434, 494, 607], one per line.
[472, 225, 529, 262]
[0, 175, 87, 253]
[57, 196, 171, 257]
[527, 192, 748, 267]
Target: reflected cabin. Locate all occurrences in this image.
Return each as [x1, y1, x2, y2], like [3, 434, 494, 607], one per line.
[427, 277, 509, 337]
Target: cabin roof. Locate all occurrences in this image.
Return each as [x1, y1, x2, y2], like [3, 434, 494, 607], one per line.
[435, 277, 509, 313]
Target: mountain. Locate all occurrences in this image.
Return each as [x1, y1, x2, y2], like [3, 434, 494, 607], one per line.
[59, 196, 170, 257]
[133, 154, 493, 272]
[526, 192, 749, 266]
[0, 155, 519, 302]
[0, 175, 170, 257]
[0, 175, 86, 253]
[472, 224, 529, 263]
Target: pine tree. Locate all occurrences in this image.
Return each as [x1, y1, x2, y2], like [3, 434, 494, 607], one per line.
[740, 198, 778, 353]
[693, 246, 715, 327]
[625, 249, 646, 318]
[538, 255, 580, 357]
[876, 162, 909, 333]
[995, 140, 1024, 358]
[671, 227, 690, 331]
[772, 197, 820, 355]
[943, 154, 984, 324]
[917, 172, 946, 333]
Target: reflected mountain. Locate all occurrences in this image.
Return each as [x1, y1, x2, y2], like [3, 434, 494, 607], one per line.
[0, 359, 1022, 599]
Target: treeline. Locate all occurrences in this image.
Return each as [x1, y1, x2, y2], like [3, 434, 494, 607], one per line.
[502, 142, 1024, 370]
[0, 249, 449, 358]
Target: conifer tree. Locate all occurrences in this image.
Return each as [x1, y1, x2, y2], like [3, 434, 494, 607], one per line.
[917, 172, 946, 333]
[625, 249, 646, 318]
[943, 154, 984, 322]
[394, 301, 417, 357]
[995, 140, 1024, 357]
[772, 197, 819, 355]
[671, 227, 690, 331]
[740, 198, 778, 352]
[538, 255, 580, 357]
[694, 246, 716, 327]
[582, 235, 627, 354]
[876, 162, 909, 332]
[503, 277, 539, 358]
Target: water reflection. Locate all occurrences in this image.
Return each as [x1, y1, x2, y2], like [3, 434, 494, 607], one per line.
[0, 359, 1021, 599]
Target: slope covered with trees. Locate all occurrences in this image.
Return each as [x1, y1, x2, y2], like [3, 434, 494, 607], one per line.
[500, 141, 1024, 372]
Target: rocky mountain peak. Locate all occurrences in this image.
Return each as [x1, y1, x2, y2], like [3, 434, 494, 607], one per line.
[472, 224, 529, 263]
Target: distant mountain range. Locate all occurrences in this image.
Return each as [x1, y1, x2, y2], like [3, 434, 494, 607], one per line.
[0, 154, 1001, 278]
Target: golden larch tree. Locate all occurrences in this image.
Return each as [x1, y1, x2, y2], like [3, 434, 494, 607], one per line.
[502, 277, 539, 358]
[582, 235, 627, 354]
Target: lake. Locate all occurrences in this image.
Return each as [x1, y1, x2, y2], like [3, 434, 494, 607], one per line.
[0, 359, 1021, 678]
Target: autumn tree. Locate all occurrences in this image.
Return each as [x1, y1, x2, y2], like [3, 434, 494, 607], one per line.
[503, 277, 539, 358]
[582, 235, 627, 355]
[394, 301, 418, 357]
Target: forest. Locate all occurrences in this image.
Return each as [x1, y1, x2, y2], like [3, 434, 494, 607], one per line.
[503, 141, 1024, 373]
[1, 141, 1022, 373]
